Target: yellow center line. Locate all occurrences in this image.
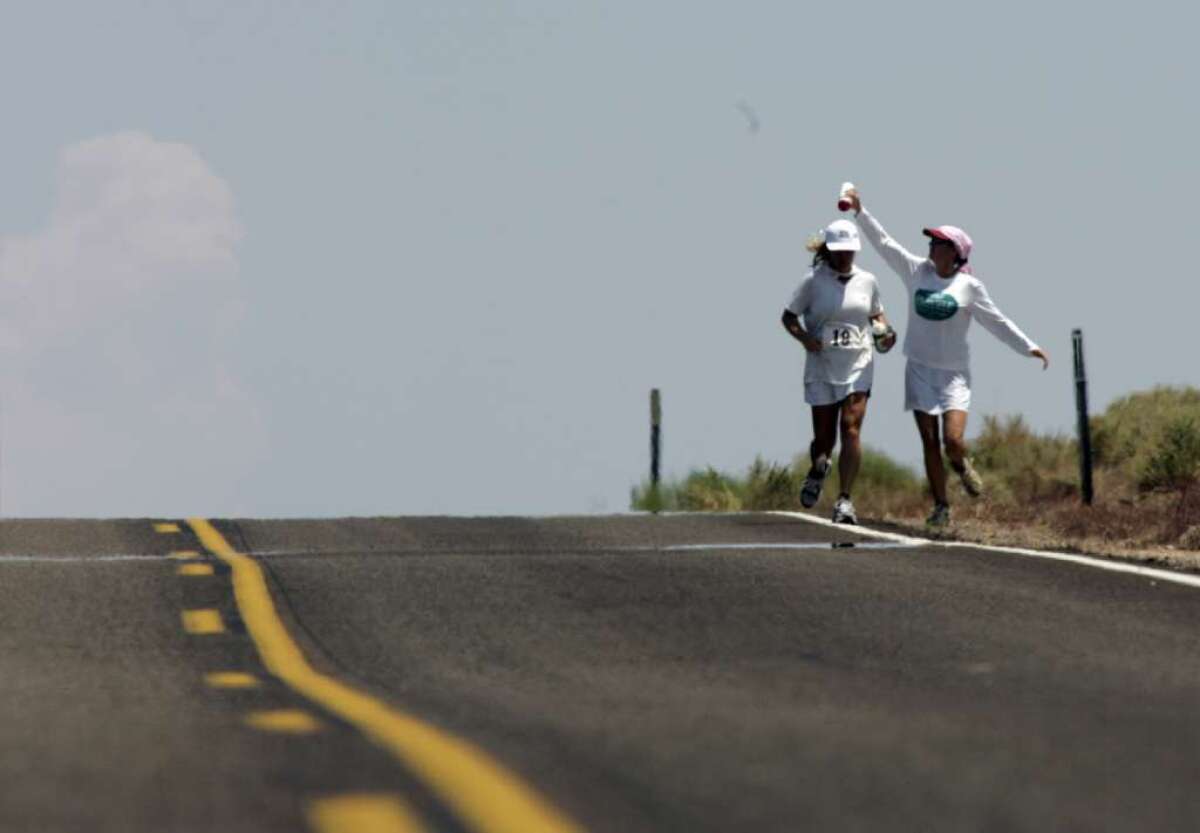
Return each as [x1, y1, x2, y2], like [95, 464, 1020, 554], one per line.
[187, 518, 585, 833]
[181, 609, 225, 635]
[245, 709, 323, 734]
[206, 671, 260, 689]
[154, 522, 181, 534]
[309, 794, 430, 833]
[178, 563, 215, 577]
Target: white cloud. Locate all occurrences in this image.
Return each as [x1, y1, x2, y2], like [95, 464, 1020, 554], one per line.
[0, 131, 263, 516]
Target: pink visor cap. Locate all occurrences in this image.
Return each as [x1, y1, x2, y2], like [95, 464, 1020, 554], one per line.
[923, 225, 973, 262]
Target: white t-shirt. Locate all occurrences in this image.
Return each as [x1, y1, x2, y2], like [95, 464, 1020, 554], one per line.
[856, 208, 1039, 372]
[786, 262, 884, 384]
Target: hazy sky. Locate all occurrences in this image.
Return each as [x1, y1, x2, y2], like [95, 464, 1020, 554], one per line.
[0, 1, 1195, 517]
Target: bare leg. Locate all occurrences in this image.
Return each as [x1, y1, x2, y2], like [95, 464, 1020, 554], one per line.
[837, 393, 869, 496]
[942, 410, 968, 473]
[914, 411, 948, 505]
[809, 403, 840, 475]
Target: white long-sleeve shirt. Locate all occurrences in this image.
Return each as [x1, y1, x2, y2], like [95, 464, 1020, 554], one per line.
[856, 207, 1039, 372]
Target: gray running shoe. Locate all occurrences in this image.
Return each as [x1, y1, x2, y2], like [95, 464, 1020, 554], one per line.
[958, 457, 984, 498]
[832, 496, 858, 525]
[926, 503, 951, 528]
[800, 458, 832, 508]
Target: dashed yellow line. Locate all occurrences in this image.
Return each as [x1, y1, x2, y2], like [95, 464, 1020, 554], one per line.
[178, 563, 214, 577]
[155, 522, 181, 534]
[308, 794, 430, 833]
[205, 671, 260, 689]
[246, 709, 323, 734]
[181, 609, 225, 635]
[188, 518, 585, 833]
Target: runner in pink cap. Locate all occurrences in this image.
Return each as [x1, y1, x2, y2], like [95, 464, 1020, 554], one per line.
[922, 226, 973, 266]
[840, 187, 1049, 528]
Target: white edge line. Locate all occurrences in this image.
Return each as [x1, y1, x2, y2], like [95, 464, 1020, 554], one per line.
[770, 510, 1200, 590]
[0, 554, 170, 562]
[247, 542, 918, 557]
[660, 542, 911, 552]
[770, 511, 925, 546]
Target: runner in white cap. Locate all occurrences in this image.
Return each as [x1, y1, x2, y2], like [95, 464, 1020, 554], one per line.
[842, 189, 1049, 527]
[782, 219, 897, 524]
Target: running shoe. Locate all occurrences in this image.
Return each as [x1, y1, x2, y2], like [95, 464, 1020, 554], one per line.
[958, 457, 984, 498]
[832, 496, 858, 525]
[799, 458, 832, 508]
[926, 503, 951, 528]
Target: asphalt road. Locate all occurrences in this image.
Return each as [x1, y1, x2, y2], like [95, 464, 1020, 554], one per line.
[1, 513, 1199, 832]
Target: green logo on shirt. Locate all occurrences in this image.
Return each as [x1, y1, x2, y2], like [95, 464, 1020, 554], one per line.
[915, 289, 959, 321]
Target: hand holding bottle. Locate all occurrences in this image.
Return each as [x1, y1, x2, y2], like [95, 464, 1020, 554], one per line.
[838, 182, 861, 214]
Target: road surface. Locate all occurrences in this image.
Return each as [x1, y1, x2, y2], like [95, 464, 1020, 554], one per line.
[0, 513, 1198, 831]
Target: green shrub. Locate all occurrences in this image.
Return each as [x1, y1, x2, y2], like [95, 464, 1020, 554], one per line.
[1092, 386, 1200, 470]
[971, 414, 1079, 501]
[744, 458, 798, 510]
[631, 466, 750, 512]
[678, 467, 744, 511]
[854, 446, 922, 492]
[633, 482, 666, 513]
[1138, 417, 1200, 494]
[630, 448, 923, 516]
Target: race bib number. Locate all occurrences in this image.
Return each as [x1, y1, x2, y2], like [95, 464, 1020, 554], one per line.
[820, 322, 866, 350]
[816, 321, 871, 384]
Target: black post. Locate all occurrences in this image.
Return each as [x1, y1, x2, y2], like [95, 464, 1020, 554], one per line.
[650, 389, 662, 487]
[1072, 329, 1094, 505]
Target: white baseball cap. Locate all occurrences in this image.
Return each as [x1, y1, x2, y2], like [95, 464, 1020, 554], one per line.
[823, 219, 861, 252]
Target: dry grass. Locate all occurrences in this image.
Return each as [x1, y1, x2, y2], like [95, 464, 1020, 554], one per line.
[866, 497, 1200, 573]
[631, 386, 1200, 571]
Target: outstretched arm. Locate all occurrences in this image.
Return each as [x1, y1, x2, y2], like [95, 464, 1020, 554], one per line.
[971, 281, 1049, 369]
[845, 190, 924, 286]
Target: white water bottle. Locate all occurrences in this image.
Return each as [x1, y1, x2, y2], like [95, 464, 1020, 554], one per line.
[837, 182, 856, 212]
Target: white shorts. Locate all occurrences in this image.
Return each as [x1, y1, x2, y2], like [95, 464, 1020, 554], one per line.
[805, 365, 874, 407]
[904, 360, 971, 414]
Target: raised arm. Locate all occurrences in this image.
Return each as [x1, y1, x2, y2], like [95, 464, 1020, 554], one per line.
[842, 190, 924, 286]
[855, 206, 925, 286]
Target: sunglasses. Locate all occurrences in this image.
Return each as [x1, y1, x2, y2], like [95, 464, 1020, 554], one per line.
[927, 238, 956, 249]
